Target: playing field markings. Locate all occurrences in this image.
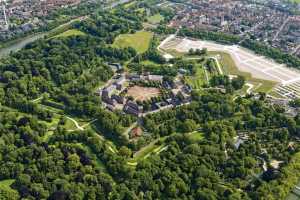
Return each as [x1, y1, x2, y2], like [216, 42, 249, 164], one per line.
[262, 64, 285, 72]
[272, 68, 297, 79]
[242, 61, 285, 82]
[230, 51, 242, 62]
[240, 56, 265, 63]
[272, 65, 300, 77]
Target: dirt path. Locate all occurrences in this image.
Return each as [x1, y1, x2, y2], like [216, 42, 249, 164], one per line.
[210, 57, 223, 75]
[81, 119, 98, 128]
[31, 96, 43, 103]
[245, 83, 254, 94]
[66, 117, 84, 131]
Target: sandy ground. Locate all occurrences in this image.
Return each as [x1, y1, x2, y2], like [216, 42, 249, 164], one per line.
[127, 86, 161, 101]
[161, 36, 300, 84]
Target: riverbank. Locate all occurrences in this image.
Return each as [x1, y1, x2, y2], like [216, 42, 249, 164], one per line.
[0, 0, 133, 58]
[0, 33, 46, 58]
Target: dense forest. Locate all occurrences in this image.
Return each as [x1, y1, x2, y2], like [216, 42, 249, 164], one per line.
[1, 90, 300, 199]
[0, 5, 300, 200]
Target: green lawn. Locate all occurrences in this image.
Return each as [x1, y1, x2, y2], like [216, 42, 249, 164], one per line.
[0, 179, 15, 190]
[131, 139, 161, 161]
[112, 31, 153, 54]
[0, 179, 19, 197]
[186, 131, 204, 143]
[63, 118, 78, 130]
[140, 60, 160, 66]
[52, 29, 85, 38]
[136, 8, 145, 14]
[42, 131, 55, 142]
[147, 14, 164, 24]
[124, 1, 136, 8]
[185, 65, 207, 89]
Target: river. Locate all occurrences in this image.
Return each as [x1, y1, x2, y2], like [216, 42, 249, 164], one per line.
[0, 0, 132, 58]
[0, 33, 46, 58]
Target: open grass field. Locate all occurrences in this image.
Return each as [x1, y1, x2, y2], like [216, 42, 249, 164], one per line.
[140, 60, 160, 66]
[112, 31, 153, 53]
[127, 135, 171, 166]
[147, 14, 164, 24]
[0, 179, 15, 190]
[0, 179, 18, 195]
[127, 86, 161, 101]
[136, 8, 145, 13]
[52, 29, 85, 38]
[186, 131, 204, 143]
[130, 139, 161, 162]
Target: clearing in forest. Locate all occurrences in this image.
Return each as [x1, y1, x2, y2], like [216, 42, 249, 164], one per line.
[147, 14, 164, 24]
[52, 29, 86, 38]
[113, 31, 153, 53]
[0, 179, 18, 196]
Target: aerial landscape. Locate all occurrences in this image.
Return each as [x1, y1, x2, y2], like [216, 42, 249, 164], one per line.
[0, 0, 300, 199]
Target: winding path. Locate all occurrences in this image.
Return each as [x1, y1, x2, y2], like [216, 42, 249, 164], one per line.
[66, 117, 84, 131]
[245, 83, 254, 94]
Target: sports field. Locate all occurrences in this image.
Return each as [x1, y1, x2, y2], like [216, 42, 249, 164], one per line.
[127, 86, 161, 101]
[113, 31, 153, 53]
[160, 35, 300, 98]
